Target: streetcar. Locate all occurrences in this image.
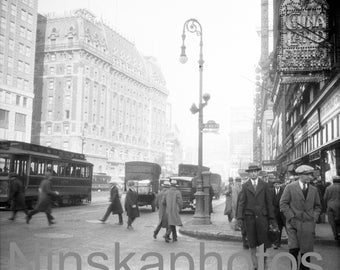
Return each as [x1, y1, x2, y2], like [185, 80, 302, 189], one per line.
[0, 140, 93, 207]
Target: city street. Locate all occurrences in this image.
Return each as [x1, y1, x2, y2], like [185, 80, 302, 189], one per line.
[1, 192, 339, 270]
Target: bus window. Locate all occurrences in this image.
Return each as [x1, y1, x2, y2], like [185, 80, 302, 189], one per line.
[37, 160, 45, 175]
[75, 166, 81, 177]
[46, 161, 53, 173]
[52, 163, 58, 176]
[0, 156, 10, 175]
[85, 166, 90, 178]
[80, 166, 85, 178]
[30, 159, 37, 175]
[13, 158, 28, 176]
[65, 165, 71, 176]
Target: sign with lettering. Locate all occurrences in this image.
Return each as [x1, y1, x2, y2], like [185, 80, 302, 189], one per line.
[278, 0, 330, 73]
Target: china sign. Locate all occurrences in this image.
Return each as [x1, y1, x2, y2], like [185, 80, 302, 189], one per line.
[278, 0, 331, 73]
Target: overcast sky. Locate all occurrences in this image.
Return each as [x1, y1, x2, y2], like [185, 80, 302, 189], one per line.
[38, 0, 261, 149]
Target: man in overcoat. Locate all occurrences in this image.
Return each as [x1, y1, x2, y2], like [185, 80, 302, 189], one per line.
[271, 178, 286, 249]
[124, 181, 139, 230]
[100, 180, 123, 224]
[236, 163, 275, 270]
[26, 171, 59, 225]
[323, 175, 340, 242]
[163, 179, 183, 243]
[153, 180, 170, 239]
[280, 165, 321, 270]
[224, 177, 233, 222]
[8, 173, 28, 221]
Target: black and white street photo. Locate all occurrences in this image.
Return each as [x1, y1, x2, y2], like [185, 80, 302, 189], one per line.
[0, 0, 340, 269]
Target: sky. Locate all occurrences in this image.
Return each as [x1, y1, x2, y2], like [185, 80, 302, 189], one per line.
[37, 0, 261, 154]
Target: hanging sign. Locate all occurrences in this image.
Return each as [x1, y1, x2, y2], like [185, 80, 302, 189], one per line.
[278, 0, 331, 73]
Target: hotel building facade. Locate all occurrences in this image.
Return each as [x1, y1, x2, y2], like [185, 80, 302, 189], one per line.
[32, 9, 168, 178]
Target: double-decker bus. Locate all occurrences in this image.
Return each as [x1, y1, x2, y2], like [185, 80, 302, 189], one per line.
[0, 140, 93, 207]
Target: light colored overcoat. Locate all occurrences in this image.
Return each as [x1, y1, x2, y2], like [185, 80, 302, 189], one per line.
[162, 187, 183, 226]
[155, 188, 169, 227]
[280, 181, 321, 253]
[34, 177, 58, 213]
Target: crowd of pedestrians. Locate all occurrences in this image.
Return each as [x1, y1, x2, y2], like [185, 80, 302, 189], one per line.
[224, 163, 340, 270]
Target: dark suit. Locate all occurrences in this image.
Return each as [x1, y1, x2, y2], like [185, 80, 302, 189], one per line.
[237, 178, 275, 249]
[324, 182, 340, 240]
[272, 185, 286, 247]
[101, 185, 123, 223]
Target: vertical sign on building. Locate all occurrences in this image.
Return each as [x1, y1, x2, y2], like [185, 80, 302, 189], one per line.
[278, 0, 331, 73]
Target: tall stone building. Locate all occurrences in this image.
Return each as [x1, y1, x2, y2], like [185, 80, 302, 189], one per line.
[0, 0, 38, 142]
[260, 0, 340, 182]
[32, 9, 168, 178]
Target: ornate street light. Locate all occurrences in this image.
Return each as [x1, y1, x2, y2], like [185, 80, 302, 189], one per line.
[180, 18, 211, 225]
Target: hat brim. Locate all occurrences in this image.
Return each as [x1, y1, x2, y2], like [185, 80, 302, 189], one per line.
[245, 168, 261, 172]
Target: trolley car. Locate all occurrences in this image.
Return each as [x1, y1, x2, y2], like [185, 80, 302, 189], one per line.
[0, 140, 93, 207]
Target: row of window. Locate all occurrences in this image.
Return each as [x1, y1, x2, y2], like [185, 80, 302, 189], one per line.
[0, 72, 30, 89]
[290, 114, 340, 162]
[0, 90, 28, 107]
[1, 1, 34, 23]
[0, 157, 91, 179]
[0, 109, 26, 131]
[0, 18, 33, 41]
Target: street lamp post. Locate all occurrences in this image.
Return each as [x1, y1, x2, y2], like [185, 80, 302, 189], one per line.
[180, 19, 211, 225]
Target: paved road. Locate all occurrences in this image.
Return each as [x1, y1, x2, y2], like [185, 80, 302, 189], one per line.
[1, 195, 339, 270]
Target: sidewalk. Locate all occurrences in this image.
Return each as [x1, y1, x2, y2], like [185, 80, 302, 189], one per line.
[179, 200, 337, 246]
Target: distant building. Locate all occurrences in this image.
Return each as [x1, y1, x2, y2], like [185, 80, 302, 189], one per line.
[32, 9, 168, 178]
[0, 0, 38, 142]
[228, 106, 253, 177]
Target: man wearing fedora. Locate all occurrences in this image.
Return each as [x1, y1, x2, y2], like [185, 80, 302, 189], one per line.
[280, 165, 321, 270]
[153, 180, 171, 239]
[323, 175, 340, 243]
[162, 179, 183, 243]
[99, 180, 123, 225]
[237, 163, 275, 270]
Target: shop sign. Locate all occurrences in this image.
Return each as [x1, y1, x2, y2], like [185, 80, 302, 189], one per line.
[320, 88, 340, 124]
[307, 110, 320, 135]
[278, 0, 330, 73]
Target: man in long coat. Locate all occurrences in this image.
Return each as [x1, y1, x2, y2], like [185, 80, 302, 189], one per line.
[232, 177, 242, 227]
[163, 179, 183, 243]
[323, 175, 340, 242]
[224, 177, 233, 222]
[236, 164, 275, 270]
[153, 180, 170, 239]
[124, 181, 139, 230]
[280, 165, 321, 270]
[100, 181, 123, 224]
[26, 171, 59, 225]
[8, 173, 28, 221]
[271, 178, 286, 249]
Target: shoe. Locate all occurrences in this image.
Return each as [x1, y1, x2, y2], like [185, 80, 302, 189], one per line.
[99, 219, 105, 223]
[127, 225, 133, 230]
[173, 238, 177, 242]
[8, 217, 15, 221]
[243, 244, 249, 250]
[26, 215, 31, 224]
[48, 221, 55, 226]
[117, 222, 123, 225]
[153, 232, 157, 239]
[273, 244, 278, 249]
[163, 235, 171, 243]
